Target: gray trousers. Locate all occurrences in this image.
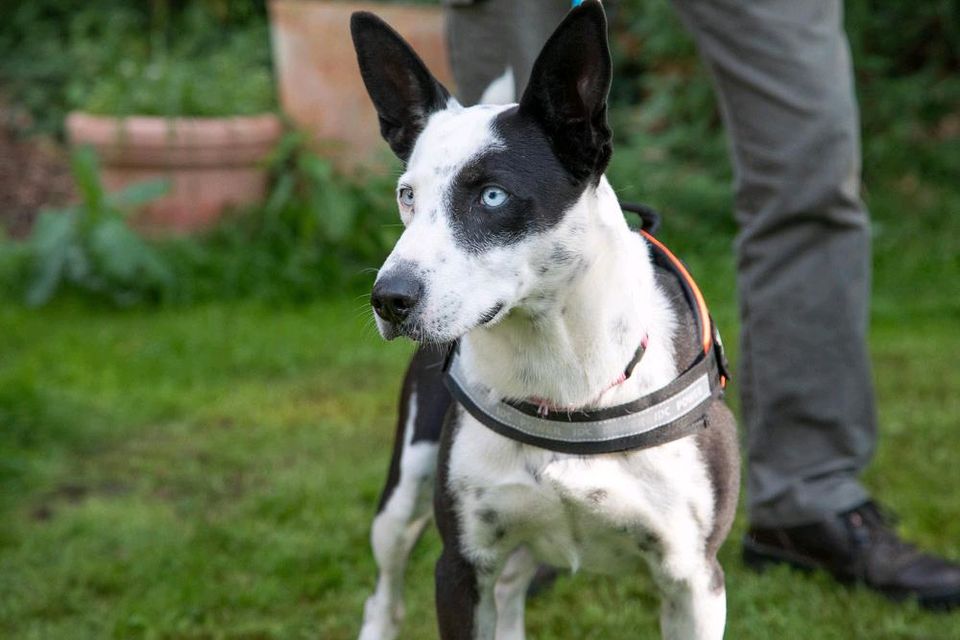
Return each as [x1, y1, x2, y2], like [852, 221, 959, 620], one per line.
[444, 0, 876, 527]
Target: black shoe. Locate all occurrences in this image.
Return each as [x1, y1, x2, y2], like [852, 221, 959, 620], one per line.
[743, 501, 960, 610]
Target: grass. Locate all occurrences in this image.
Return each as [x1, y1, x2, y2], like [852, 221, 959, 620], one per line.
[2, 135, 960, 639]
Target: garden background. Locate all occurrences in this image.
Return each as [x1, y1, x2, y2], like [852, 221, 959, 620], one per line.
[1, 1, 958, 638]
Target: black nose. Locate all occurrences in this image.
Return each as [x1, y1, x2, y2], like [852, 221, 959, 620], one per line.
[371, 272, 423, 324]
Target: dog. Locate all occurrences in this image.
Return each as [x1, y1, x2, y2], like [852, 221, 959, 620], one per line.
[351, 2, 739, 638]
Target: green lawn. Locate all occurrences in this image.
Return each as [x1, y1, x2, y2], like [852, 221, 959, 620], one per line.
[2, 149, 960, 638]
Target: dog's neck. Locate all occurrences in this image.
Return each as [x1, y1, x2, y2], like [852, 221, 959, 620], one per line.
[459, 177, 678, 409]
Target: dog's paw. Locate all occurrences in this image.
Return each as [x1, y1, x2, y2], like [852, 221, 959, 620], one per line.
[359, 595, 403, 640]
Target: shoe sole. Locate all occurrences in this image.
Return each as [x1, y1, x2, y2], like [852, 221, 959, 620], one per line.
[742, 537, 960, 611]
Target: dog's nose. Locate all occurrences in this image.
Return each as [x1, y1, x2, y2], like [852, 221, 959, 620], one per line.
[371, 272, 423, 324]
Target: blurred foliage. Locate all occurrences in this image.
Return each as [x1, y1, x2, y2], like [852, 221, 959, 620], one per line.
[608, 0, 960, 176]
[81, 20, 275, 117]
[158, 132, 401, 303]
[1, 146, 174, 306]
[1, 0, 958, 308]
[0, 134, 402, 306]
[0, 0, 274, 130]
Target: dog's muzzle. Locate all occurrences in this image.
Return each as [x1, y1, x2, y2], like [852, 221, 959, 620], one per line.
[371, 269, 423, 326]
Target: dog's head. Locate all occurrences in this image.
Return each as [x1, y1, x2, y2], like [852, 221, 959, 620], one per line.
[351, 0, 612, 342]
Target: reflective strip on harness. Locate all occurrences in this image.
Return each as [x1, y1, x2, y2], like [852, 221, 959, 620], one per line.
[444, 346, 722, 454]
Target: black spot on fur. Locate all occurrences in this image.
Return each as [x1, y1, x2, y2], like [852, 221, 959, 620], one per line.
[477, 508, 498, 524]
[550, 244, 576, 264]
[636, 531, 660, 553]
[689, 502, 706, 534]
[611, 316, 629, 347]
[494, 527, 507, 541]
[525, 462, 542, 482]
[527, 291, 556, 306]
[586, 489, 608, 504]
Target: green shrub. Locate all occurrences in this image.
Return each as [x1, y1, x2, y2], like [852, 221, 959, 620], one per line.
[0, 134, 402, 308]
[2, 146, 174, 306]
[0, 0, 274, 133]
[160, 132, 401, 303]
[81, 27, 275, 117]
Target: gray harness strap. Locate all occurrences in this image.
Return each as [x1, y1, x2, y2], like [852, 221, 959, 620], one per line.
[443, 338, 723, 454]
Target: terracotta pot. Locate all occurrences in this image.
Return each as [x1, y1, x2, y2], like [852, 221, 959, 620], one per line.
[269, 0, 454, 170]
[66, 112, 283, 234]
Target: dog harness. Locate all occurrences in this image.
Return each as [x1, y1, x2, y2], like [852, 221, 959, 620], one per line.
[443, 229, 730, 455]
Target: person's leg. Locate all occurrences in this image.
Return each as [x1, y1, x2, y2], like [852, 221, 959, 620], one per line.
[443, 0, 569, 106]
[670, 0, 874, 527]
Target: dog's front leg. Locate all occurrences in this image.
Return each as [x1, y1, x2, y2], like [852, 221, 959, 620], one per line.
[435, 546, 499, 640]
[493, 547, 537, 640]
[655, 554, 727, 640]
[360, 349, 448, 640]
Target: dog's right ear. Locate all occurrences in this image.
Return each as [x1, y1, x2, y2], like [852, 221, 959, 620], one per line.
[350, 12, 451, 163]
[519, 0, 612, 183]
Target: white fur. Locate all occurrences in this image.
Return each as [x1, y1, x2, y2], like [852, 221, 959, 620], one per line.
[479, 67, 516, 105]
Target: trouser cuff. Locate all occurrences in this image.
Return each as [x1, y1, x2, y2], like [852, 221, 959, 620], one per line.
[748, 479, 871, 528]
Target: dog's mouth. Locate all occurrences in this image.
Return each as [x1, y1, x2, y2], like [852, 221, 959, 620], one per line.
[375, 311, 438, 344]
[376, 301, 508, 343]
[477, 302, 505, 327]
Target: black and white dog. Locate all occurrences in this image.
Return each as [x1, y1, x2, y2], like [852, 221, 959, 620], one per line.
[352, 2, 739, 638]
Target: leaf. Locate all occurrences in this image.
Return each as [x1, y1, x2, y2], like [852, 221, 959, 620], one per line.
[87, 218, 150, 282]
[69, 146, 105, 218]
[25, 211, 77, 307]
[316, 184, 356, 242]
[107, 178, 170, 209]
[87, 218, 174, 293]
[299, 153, 332, 183]
[264, 172, 294, 218]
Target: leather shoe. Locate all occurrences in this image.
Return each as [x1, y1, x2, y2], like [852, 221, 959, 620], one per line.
[743, 501, 960, 610]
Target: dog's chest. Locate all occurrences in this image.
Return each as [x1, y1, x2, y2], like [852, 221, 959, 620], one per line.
[447, 411, 714, 575]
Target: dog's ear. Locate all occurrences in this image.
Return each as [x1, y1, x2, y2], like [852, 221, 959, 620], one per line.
[351, 12, 452, 162]
[519, 0, 612, 183]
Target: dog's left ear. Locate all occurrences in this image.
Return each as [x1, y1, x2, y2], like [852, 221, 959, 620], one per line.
[351, 11, 452, 163]
[519, 0, 612, 183]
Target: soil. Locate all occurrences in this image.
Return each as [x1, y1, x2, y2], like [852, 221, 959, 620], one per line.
[0, 104, 74, 239]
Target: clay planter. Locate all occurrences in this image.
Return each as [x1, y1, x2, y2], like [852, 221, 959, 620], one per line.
[66, 112, 283, 234]
[269, 0, 454, 170]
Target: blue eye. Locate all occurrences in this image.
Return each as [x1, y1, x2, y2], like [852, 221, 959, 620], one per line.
[480, 186, 509, 208]
[398, 187, 415, 208]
